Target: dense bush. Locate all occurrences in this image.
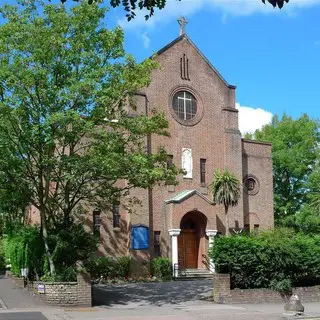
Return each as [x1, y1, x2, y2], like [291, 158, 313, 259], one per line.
[4, 225, 44, 276]
[4, 222, 98, 281]
[49, 222, 97, 271]
[0, 237, 5, 270]
[85, 256, 131, 279]
[151, 257, 172, 280]
[210, 228, 320, 290]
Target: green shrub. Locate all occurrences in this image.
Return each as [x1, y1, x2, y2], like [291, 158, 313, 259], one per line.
[84, 256, 131, 279]
[41, 266, 77, 282]
[50, 222, 98, 271]
[4, 226, 44, 276]
[4, 222, 97, 280]
[116, 256, 131, 278]
[0, 237, 5, 270]
[210, 228, 320, 290]
[151, 257, 172, 280]
[270, 279, 292, 295]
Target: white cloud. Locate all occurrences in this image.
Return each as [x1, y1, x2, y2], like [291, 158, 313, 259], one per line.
[236, 102, 273, 135]
[119, 0, 320, 31]
[141, 32, 151, 48]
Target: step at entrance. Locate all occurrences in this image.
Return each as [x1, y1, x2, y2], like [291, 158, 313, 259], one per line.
[176, 268, 213, 280]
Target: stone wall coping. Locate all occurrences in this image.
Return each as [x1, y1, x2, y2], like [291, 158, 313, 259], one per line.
[232, 286, 320, 291]
[213, 273, 320, 304]
[33, 281, 78, 285]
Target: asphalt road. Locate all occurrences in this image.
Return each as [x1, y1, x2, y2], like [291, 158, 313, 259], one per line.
[0, 312, 47, 320]
[93, 279, 213, 308]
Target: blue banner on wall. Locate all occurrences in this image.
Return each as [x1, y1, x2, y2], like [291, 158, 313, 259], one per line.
[131, 225, 149, 250]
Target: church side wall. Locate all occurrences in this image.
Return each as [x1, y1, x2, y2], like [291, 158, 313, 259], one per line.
[242, 140, 274, 231]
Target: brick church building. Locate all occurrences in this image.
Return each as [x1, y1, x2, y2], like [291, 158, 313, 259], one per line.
[28, 20, 274, 276]
[93, 22, 274, 276]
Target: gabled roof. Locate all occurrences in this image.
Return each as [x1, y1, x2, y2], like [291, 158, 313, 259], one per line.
[165, 189, 214, 205]
[156, 34, 236, 89]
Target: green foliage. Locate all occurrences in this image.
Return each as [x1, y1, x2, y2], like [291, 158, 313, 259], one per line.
[0, 237, 5, 269]
[210, 169, 241, 235]
[50, 222, 98, 272]
[41, 266, 77, 282]
[211, 170, 241, 208]
[116, 256, 131, 278]
[282, 205, 320, 235]
[151, 257, 172, 280]
[84, 256, 131, 279]
[210, 229, 320, 290]
[4, 226, 44, 276]
[248, 114, 319, 222]
[59, 0, 289, 21]
[4, 222, 97, 280]
[0, 1, 181, 275]
[270, 278, 292, 295]
[308, 163, 320, 213]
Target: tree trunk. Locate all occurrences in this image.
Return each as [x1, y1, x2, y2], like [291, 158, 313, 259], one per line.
[40, 208, 55, 276]
[225, 206, 229, 236]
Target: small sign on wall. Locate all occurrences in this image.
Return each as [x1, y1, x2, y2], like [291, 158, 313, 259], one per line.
[38, 284, 45, 294]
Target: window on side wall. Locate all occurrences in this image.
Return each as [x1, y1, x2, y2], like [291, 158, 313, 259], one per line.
[93, 209, 101, 236]
[200, 158, 206, 185]
[167, 155, 173, 168]
[113, 204, 120, 229]
[154, 231, 161, 257]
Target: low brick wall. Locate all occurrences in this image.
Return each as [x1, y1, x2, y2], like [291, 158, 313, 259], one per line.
[213, 273, 320, 304]
[9, 274, 26, 289]
[28, 273, 92, 307]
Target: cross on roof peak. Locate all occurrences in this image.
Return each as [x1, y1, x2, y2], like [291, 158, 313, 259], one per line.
[177, 17, 188, 36]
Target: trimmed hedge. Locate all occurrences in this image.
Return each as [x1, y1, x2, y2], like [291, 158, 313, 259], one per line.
[210, 228, 320, 290]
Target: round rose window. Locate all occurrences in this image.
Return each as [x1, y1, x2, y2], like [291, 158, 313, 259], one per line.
[172, 91, 197, 121]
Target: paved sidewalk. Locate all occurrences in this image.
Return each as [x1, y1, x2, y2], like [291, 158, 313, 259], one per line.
[0, 302, 319, 320]
[0, 276, 44, 310]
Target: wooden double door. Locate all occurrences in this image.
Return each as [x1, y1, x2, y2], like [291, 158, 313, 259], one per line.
[178, 229, 198, 269]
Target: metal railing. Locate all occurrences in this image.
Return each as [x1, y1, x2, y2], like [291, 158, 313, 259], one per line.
[202, 254, 214, 272]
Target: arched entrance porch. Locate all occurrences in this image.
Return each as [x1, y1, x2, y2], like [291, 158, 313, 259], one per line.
[178, 211, 207, 269]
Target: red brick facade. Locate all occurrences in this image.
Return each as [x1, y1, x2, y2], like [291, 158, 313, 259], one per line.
[27, 34, 274, 275]
[95, 34, 274, 275]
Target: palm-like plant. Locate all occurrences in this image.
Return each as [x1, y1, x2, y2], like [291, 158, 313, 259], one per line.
[210, 169, 241, 236]
[310, 193, 320, 213]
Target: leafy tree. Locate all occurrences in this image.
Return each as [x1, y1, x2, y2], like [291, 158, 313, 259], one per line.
[282, 158, 320, 235]
[282, 205, 320, 235]
[56, 0, 289, 20]
[247, 115, 319, 223]
[0, 1, 180, 275]
[309, 161, 320, 213]
[210, 169, 241, 236]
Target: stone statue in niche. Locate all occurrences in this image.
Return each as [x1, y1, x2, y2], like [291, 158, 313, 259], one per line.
[182, 148, 192, 178]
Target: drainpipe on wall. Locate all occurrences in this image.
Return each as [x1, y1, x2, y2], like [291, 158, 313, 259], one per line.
[134, 93, 154, 263]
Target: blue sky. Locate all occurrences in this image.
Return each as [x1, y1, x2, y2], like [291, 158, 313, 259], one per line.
[4, 0, 320, 133]
[114, 0, 320, 132]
